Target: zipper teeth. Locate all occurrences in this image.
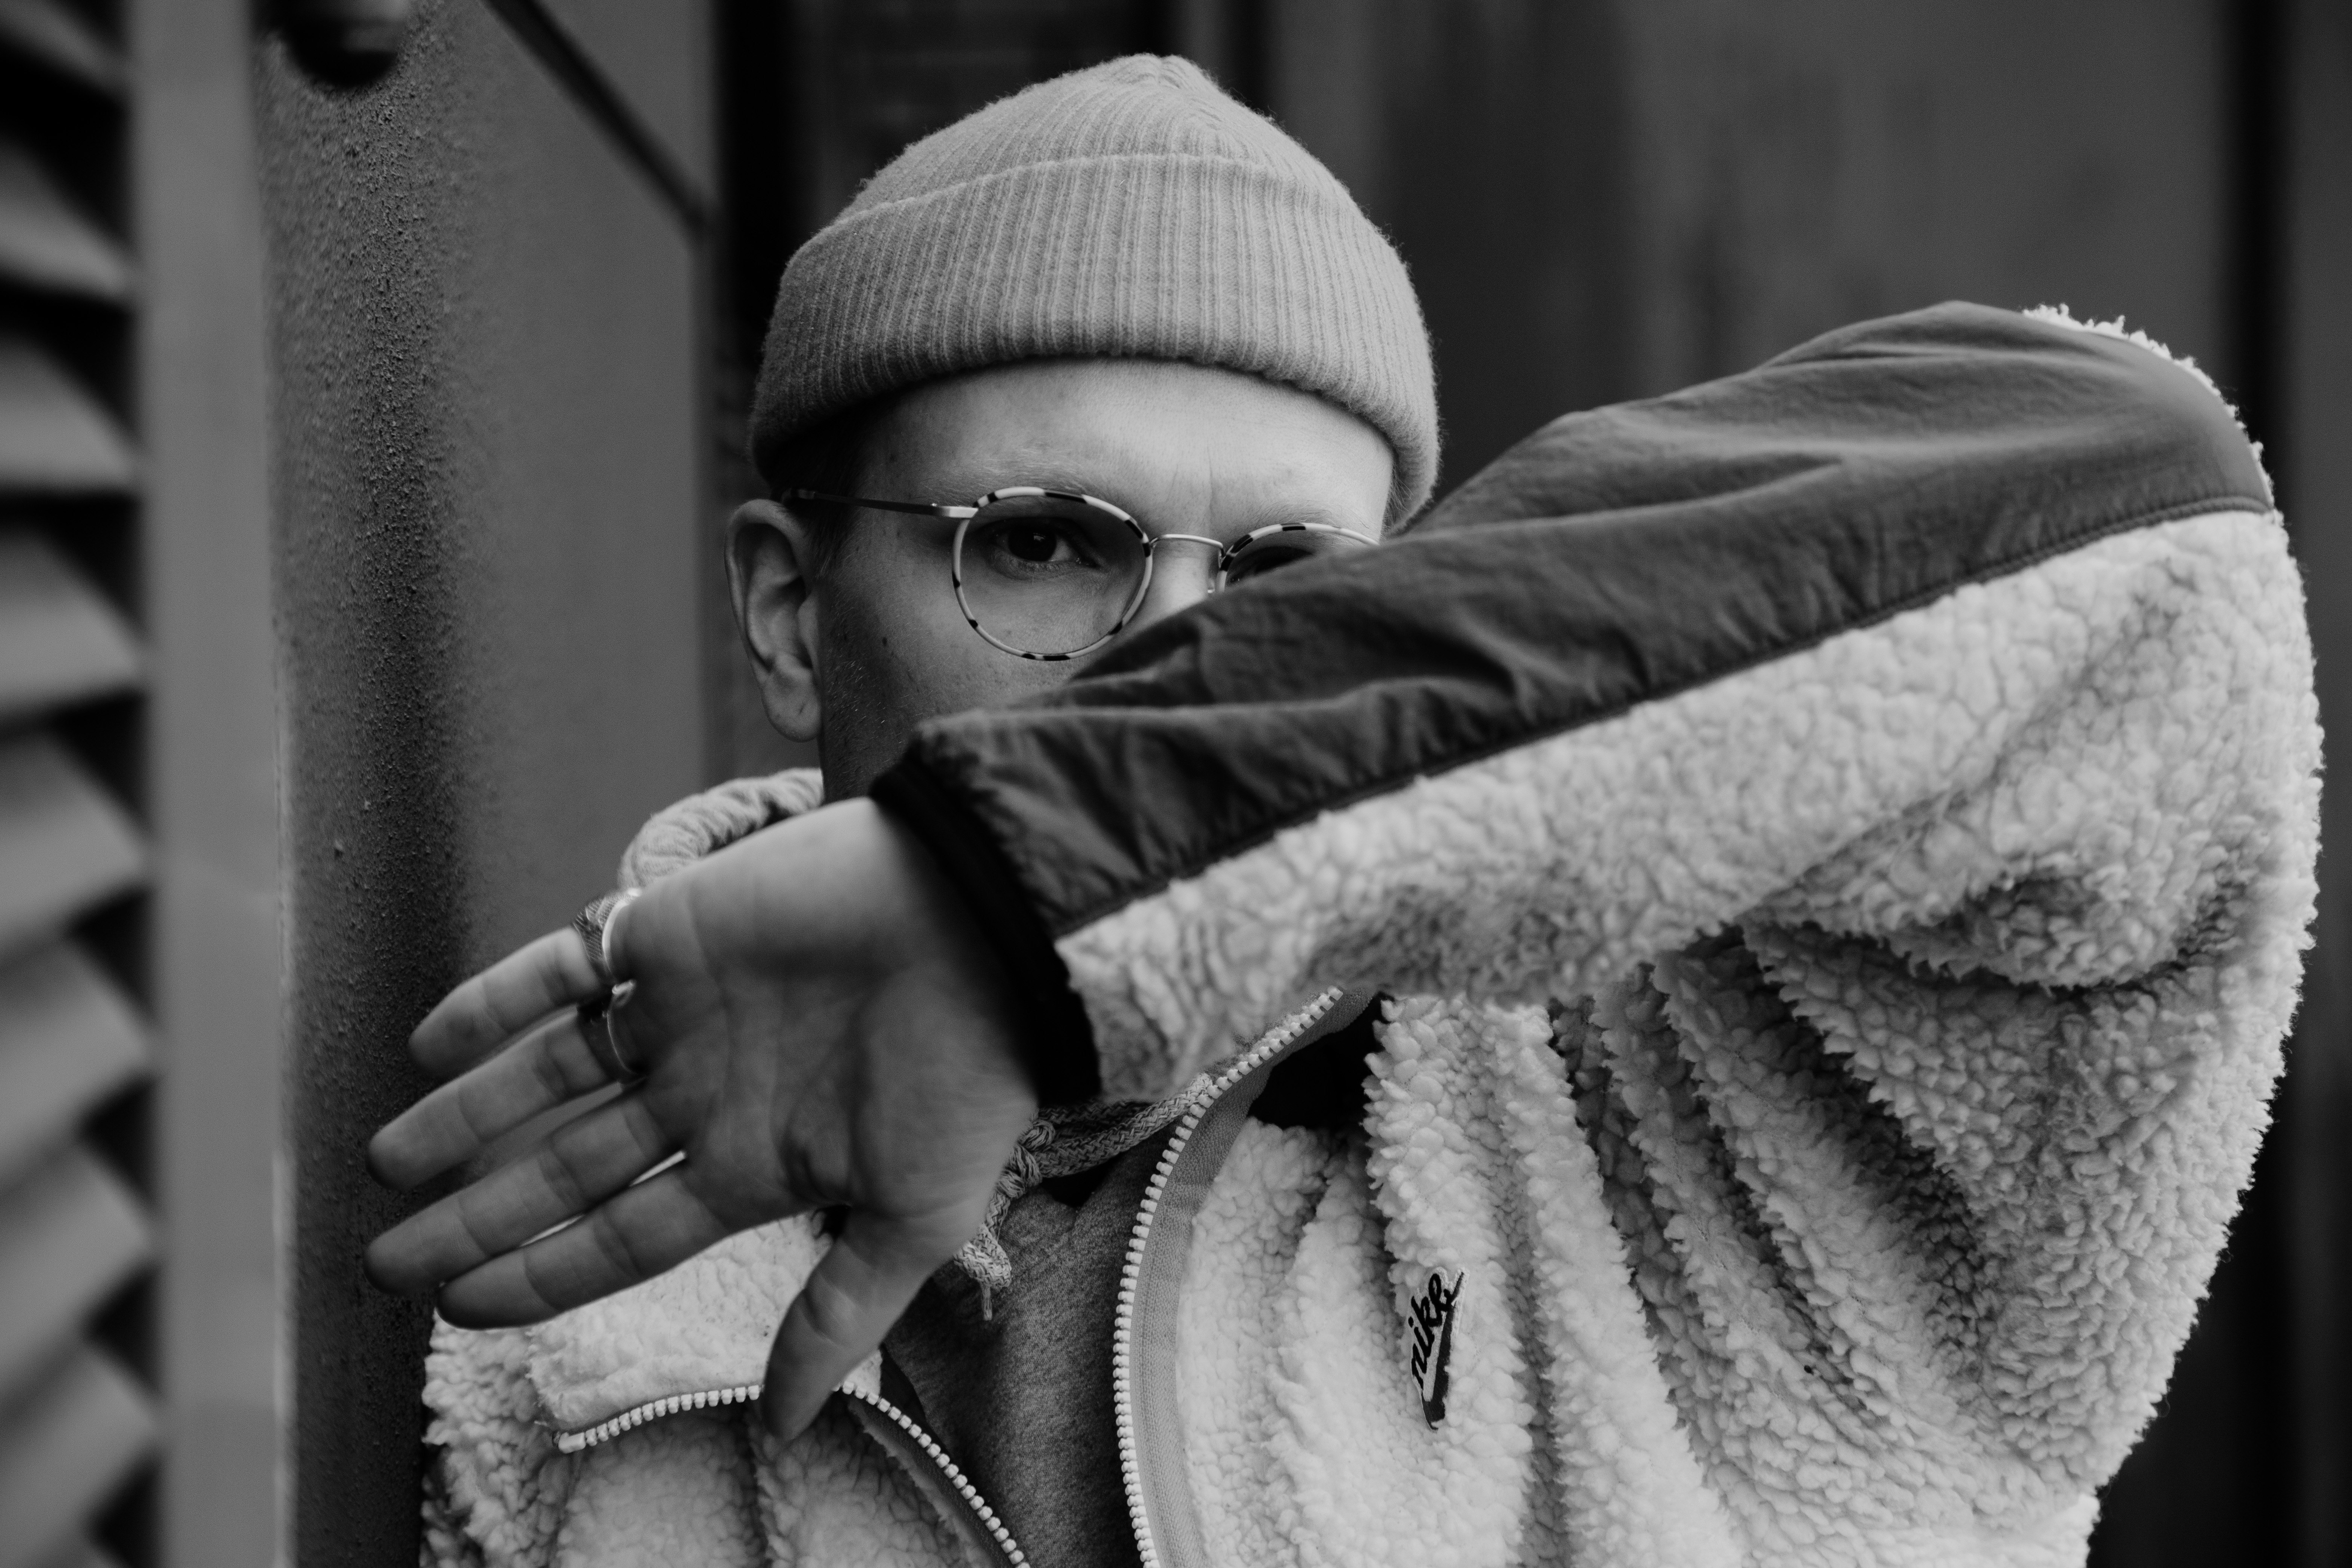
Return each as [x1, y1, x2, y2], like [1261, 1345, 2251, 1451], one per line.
[552, 994, 1339, 1556]
[554, 1381, 763, 1453]
[556, 1383, 1031, 1566]
[844, 1384, 1031, 1568]
[1111, 989, 1343, 1568]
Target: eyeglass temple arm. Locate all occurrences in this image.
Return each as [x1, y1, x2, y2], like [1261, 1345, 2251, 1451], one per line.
[783, 489, 977, 520]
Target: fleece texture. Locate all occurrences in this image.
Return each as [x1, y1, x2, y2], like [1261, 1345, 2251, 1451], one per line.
[1084, 499, 2308, 1566]
[420, 309, 2314, 1568]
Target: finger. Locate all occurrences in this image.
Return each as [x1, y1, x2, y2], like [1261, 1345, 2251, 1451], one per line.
[431, 1165, 738, 1326]
[760, 1207, 980, 1442]
[368, 1009, 615, 1190]
[409, 928, 604, 1078]
[364, 1092, 675, 1297]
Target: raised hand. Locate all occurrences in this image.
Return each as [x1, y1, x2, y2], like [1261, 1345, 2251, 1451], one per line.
[363, 798, 1039, 1441]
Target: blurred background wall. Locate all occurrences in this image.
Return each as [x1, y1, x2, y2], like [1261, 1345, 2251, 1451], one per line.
[0, 0, 2341, 1563]
[257, 2, 715, 1559]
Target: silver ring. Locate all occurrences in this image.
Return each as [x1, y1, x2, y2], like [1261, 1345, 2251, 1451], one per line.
[571, 888, 642, 989]
[577, 980, 645, 1084]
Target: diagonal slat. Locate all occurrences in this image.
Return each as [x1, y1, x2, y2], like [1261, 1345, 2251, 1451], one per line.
[0, 141, 132, 300]
[0, 531, 141, 726]
[0, 945, 147, 1188]
[0, 0, 122, 96]
[0, 338, 135, 496]
[0, 735, 145, 962]
[0, 1347, 154, 1568]
[0, 1145, 152, 1402]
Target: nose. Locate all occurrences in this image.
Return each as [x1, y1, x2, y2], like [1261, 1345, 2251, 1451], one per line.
[1125, 536, 1223, 635]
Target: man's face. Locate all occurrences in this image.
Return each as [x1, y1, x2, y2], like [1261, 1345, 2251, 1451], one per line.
[729, 358, 1395, 798]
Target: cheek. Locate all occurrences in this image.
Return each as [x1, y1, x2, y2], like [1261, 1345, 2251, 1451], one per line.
[816, 547, 1073, 733]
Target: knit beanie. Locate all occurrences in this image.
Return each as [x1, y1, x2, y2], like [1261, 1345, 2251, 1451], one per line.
[751, 55, 1438, 514]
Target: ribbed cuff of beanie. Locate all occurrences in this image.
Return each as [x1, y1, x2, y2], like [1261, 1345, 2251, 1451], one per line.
[754, 152, 1437, 515]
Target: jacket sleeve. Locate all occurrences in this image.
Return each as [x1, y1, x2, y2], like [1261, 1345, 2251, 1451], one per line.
[867, 302, 2307, 1106]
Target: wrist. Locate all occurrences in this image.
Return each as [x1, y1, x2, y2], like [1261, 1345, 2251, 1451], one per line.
[867, 763, 1100, 1106]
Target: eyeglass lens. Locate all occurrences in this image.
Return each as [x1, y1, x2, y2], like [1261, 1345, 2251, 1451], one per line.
[956, 493, 1148, 657]
[1219, 525, 1366, 584]
[954, 493, 1371, 658]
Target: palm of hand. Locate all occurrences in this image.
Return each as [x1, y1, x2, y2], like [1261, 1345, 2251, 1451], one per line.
[365, 800, 1038, 1439]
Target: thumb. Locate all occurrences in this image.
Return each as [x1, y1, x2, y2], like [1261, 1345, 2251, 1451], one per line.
[759, 1208, 965, 1441]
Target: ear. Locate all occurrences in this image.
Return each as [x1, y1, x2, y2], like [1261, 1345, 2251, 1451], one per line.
[726, 499, 824, 742]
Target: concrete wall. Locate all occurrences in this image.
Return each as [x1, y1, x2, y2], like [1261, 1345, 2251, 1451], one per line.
[254, 2, 711, 1557]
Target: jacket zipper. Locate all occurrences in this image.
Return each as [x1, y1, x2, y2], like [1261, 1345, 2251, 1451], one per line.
[840, 1383, 1030, 1567]
[1112, 988, 1346, 1568]
[550, 989, 1345, 1566]
[554, 1378, 1027, 1565]
[555, 1381, 763, 1453]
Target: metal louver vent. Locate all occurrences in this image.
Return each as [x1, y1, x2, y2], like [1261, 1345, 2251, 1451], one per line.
[0, 532, 141, 723]
[0, 945, 147, 1185]
[0, 1348, 155, 1561]
[0, 139, 132, 302]
[0, 1147, 152, 1394]
[0, 0, 121, 95]
[0, 735, 146, 954]
[0, 2, 158, 1563]
[0, 338, 137, 492]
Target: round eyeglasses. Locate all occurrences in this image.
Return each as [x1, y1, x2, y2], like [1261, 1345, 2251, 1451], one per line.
[786, 486, 1379, 660]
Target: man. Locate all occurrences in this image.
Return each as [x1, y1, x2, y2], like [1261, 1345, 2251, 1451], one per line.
[368, 55, 2317, 1568]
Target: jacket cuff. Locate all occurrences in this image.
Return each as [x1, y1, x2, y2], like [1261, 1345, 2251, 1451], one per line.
[869, 760, 1102, 1106]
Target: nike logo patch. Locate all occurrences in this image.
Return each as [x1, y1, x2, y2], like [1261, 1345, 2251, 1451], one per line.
[1408, 1270, 1461, 1427]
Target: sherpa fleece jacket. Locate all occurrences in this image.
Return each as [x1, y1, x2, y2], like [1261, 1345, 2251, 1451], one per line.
[420, 303, 2318, 1568]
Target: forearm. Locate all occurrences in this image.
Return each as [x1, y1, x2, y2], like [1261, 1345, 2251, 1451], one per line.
[872, 303, 2280, 1098]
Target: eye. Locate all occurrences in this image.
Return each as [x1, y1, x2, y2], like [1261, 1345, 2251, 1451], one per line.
[1000, 522, 1073, 565]
[966, 506, 1115, 579]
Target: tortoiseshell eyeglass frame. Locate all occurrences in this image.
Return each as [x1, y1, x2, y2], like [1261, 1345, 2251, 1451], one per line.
[785, 485, 1378, 661]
